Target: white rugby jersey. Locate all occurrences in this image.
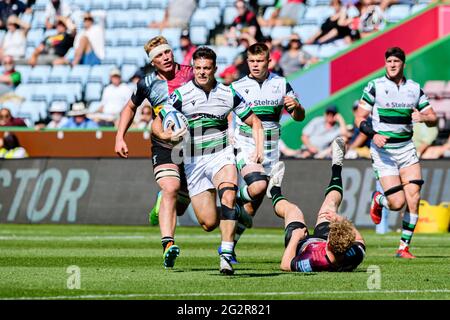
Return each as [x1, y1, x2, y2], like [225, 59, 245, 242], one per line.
[230, 73, 299, 138]
[361, 75, 431, 148]
[161, 80, 253, 156]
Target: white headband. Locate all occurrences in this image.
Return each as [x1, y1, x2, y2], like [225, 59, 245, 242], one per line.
[148, 44, 172, 62]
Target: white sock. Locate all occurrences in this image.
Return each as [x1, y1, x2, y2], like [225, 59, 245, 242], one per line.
[221, 241, 234, 254]
[376, 193, 389, 207]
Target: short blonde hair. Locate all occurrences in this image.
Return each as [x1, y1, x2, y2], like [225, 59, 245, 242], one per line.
[328, 218, 355, 255]
[144, 36, 169, 55]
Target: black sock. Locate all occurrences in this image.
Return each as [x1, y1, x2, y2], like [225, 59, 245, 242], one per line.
[270, 186, 286, 208]
[161, 236, 174, 252]
[325, 164, 343, 196]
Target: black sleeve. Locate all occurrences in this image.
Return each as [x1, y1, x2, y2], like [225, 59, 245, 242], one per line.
[130, 79, 147, 107]
[338, 242, 366, 272]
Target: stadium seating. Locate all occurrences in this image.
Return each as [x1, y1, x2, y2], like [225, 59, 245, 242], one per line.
[1, 0, 434, 127]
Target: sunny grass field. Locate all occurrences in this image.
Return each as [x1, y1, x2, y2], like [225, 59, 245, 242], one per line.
[0, 224, 449, 300]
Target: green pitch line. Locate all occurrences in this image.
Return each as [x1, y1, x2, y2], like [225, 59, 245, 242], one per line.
[0, 224, 449, 300]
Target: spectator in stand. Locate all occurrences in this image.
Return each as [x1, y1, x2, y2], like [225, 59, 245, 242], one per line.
[346, 101, 371, 159]
[44, 0, 72, 30]
[258, 0, 304, 27]
[0, 0, 26, 30]
[62, 102, 99, 129]
[135, 104, 153, 130]
[90, 68, 132, 127]
[0, 15, 29, 63]
[71, 12, 105, 66]
[148, 0, 196, 29]
[263, 36, 283, 75]
[225, 0, 264, 46]
[28, 16, 75, 66]
[305, 0, 354, 45]
[279, 34, 318, 76]
[0, 55, 20, 97]
[421, 135, 450, 159]
[0, 131, 28, 158]
[179, 29, 196, 66]
[0, 107, 26, 126]
[300, 105, 348, 159]
[46, 100, 69, 129]
[412, 122, 439, 159]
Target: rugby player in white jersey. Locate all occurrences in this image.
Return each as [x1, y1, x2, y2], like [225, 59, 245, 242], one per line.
[157, 47, 264, 274]
[229, 43, 305, 260]
[355, 47, 437, 258]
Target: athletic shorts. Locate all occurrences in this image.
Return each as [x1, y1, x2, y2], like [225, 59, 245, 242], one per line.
[184, 146, 236, 197]
[234, 128, 280, 175]
[151, 143, 187, 190]
[370, 141, 419, 178]
[296, 221, 330, 255]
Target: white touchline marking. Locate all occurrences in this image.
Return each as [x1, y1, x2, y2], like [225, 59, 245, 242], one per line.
[2, 289, 450, 300]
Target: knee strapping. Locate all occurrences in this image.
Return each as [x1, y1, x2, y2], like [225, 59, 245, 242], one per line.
[154, 168, 180, 182]
[284, 221, 308, 248]
[243, 172, 269, 186]
[221, 204, 238, 220]
[218, 183, 238, 202]
[409, 179, 424, 188]
[384, 184, 403, 197]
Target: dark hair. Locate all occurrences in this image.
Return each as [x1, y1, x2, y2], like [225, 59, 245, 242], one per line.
[385, 47, 405, 63]
[247, 43, 270, 59]
[3, 133, 20, 150]
[192, 47, 217, 66]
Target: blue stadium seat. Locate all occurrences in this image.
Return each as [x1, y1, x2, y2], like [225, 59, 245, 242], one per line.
[385, 5, 411, 23]
[198, 0, 221, 8]
[130, 11, 151, 28]
[292, 25, 320, 43]
[263, 6, 277, 20]
[136, 28, 160, 46]
[148, 9, 166, 25]
[215, 46, 240, 66]
[15, 84, 36, 101]
[257, 0, 276, 6]
[189, 26, 209, 45]
[47, 65, 71, 83]
[16, 101, 47, 124]
[88, 100, 102, 113]
[191, 8, 217, 30]
[117, 29, 138, 47]
[71, 0, 92, 11]
[122, 47, 146, 66]
[146, 0, 169, 9]
[411, 3, 428, 14]
[90, 0, 108, 10]
[302, 44, 320, 58]
[162, 28, 182, 48]
[85, 83, 104, 102]
[15, 65, 32, 84]
[261, 26, 272, 37]
[30, 84, 53, 103]
[31, 13, 46, 29]
[102, 47, 124, 66]
[88, 64, 117, 85]
[105, 29, 119, 47]
[126, 0, 145, 10]
[223, 7, 238, 26]
[303, 6, 334, 25]
[33, 0, 48, 11]
[67, 65, 91, 85]
[26, 29, 44, 48]
[107, 0, 126, 10]
[51, 83, 83, 104]
[107, 10, 132, 29]
[28, 66, 52, 84]
[121, 64, 138, 82]
[271, 26, 292, 41]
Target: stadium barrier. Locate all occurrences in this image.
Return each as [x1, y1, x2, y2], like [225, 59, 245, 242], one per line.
[1, 159, 449, 229]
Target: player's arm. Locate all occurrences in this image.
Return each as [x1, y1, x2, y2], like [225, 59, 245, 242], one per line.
[412, 89, 437, 127]
[115, 99, 138, 158]
[284, 82, 305, 121]
[233, 89, 264, 163]
[280, 228, 306, 272]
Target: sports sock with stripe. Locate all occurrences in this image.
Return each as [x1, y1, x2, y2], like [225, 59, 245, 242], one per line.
[399, 211, 418, 250]
[325, 164, 343, 196]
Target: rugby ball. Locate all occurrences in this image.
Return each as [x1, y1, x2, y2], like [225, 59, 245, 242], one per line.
[163, 110, 189, 131]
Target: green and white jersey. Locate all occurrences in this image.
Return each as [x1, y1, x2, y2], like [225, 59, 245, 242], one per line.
[361, 75, 431, 148]
[231, 73, 299, 139]
[161, 80, 253, 156]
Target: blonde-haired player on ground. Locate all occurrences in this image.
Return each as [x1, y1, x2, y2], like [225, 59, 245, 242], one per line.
[115, 36, 193, 269]
[268, 138, 366, 272]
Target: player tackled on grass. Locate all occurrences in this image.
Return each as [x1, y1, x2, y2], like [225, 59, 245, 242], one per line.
[229, 43, 305, 259]
[157, 47, 264, 275]
[355, 47, 437, 258]
[270, 138, 366, 272]
[115, 36, 193, 269]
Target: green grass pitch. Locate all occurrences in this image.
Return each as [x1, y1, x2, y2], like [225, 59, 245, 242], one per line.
[0, 224, 449, 300]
